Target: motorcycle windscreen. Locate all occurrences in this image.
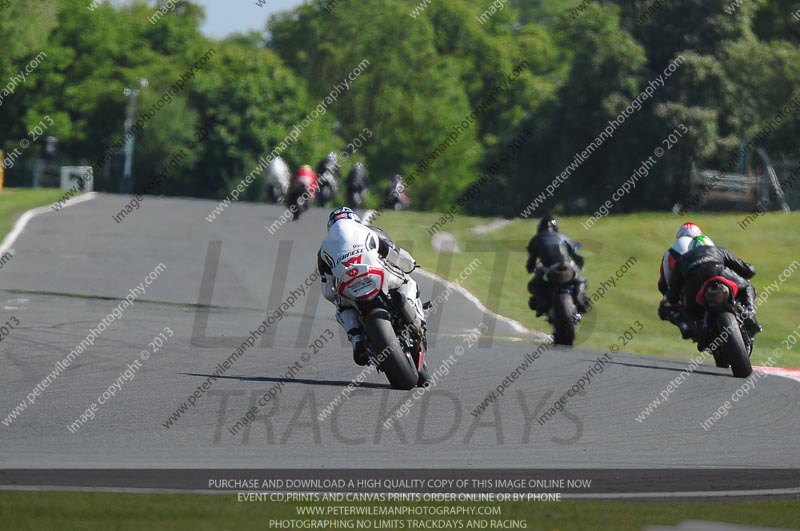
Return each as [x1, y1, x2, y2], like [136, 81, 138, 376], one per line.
[336, 265, 385, 301]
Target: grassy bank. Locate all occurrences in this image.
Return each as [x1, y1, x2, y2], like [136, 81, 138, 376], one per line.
[1, 491, 799, 530]
[375, 210, 800, 367]
[0, 188, 66, 243]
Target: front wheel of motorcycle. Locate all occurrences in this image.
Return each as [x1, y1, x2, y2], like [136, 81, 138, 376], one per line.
[364, 307, 419, 390]
[716, 313, 752, 378]
[552, 292, 576, 346]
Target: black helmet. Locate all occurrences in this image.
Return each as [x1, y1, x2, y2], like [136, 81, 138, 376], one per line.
[538, 216, 558, 233]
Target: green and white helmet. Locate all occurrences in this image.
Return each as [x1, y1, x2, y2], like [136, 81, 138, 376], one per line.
[690, 235, 715, 249]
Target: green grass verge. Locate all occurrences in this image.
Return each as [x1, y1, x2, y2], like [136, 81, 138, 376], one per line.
[1, 491, 799, 531]
[0, 188, 67, 244]
[373, 210, 800, 367]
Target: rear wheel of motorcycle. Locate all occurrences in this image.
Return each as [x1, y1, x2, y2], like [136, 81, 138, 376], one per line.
[364, 308, 418, 390]
[552, 293, 576, 346]
[716, 313, 752, 378]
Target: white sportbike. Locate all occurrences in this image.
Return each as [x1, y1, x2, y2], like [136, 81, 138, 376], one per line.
[331, 233, 430, 390]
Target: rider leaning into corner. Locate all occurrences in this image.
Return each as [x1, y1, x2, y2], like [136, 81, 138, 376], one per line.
[657, 222, 702, 336]
[317, 207, 426, 366]
[668, 235, 762, 351]
[525, 215, 590, 316]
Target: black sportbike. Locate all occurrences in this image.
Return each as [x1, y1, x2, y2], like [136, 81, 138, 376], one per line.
[693, 276, 755, 378]
[543, 261, 583, 345]
[285, 181, 314, 220]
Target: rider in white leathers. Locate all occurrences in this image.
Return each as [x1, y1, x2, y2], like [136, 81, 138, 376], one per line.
[317, 207, 425, 365]
[657, 222, 703, 338]
[266, 156, 291, 203]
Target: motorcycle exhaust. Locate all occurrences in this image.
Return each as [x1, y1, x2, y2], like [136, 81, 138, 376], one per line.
[546, 263, 575, 285]
[704, 283, 729, 308]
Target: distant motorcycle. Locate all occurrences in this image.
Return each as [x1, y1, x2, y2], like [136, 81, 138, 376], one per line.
[286, 166, 318, 221]
[385, 187, 409, 211]
[334, 246, 430, 389]
[318, 170, 339, 207]
[346, 163, 368, 209]
[539, 261, 582, 346]
[691, 276, 754, 378]
[266, 157, 290, 204]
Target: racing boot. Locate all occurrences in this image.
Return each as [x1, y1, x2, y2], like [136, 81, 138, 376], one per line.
[696, 324, 717, 353]
[533, 282, 549, 317]
[527, 278, 539, 311]
[337, 307, 369, 365]
[678, 321, 693, 340]
[657, 299, 672, 321]
[740, 284, 762, 336]
[348, 330, 369, 366]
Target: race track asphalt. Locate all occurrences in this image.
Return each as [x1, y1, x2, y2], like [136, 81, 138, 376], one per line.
[1, 195, 798, 470]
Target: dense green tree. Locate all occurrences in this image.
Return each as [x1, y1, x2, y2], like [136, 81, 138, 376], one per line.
[188, 39, 336, 199]
[2, 0, 798, 214]
[269, 0, 480, 209]
[752, 0, 800, 44]
[499, 3, 647, 215]
[0, 0, 59, 81]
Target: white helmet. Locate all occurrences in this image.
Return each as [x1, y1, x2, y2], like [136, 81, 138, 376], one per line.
[676, 222, 702, 239]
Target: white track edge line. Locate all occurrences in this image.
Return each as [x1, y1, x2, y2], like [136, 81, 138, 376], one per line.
[0, 192, 97, 256]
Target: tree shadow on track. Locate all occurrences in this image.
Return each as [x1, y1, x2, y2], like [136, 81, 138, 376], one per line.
[181, 372, 392, 390]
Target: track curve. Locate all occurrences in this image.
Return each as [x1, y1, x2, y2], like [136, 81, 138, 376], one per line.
[0, 195, 797, 469]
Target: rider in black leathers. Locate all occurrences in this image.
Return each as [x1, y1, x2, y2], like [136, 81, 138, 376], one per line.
[346, 162, 368, 208]
[316, 152, 341, 205]
[668, 236, 761, 343]
[316, 152, 340, 182]
[526, 216, 590, 316]
[385, 174, 409, 210]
